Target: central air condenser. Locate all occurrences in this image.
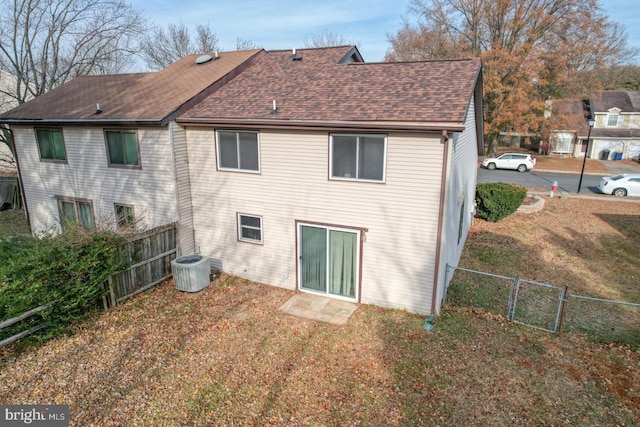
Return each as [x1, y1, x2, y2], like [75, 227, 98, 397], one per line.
[171, 255, 211, 292]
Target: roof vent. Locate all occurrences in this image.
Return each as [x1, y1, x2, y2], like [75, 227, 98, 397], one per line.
[292, 47, 302, 61]
[195, 54, 213, 65]
[95, 103, 102, 115]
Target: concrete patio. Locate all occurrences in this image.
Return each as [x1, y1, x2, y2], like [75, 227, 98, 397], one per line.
[279, 292, 358, 325]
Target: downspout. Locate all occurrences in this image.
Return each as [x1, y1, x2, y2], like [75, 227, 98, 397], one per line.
[168, 121, 184, 256]
[431, 133, 450, 314]
[5, 126, 31, 233]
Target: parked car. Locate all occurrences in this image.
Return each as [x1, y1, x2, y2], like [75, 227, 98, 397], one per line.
[597, 174, 640, 197]
[482, 153, 536, 172]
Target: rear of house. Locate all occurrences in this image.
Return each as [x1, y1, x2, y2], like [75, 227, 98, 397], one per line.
[1, 45, 483, 314]
[178, 47, 483, 314]
[0, 50, 262, 235]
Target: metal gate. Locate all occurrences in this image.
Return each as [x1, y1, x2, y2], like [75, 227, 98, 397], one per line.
[508, 279, 567, 332]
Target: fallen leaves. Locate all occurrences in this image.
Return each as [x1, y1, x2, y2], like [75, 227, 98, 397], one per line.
[0, 273, 637, 426]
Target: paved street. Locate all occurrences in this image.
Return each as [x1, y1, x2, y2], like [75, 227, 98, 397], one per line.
[477, 169, 603, 194]
[478, 158, 640, 196]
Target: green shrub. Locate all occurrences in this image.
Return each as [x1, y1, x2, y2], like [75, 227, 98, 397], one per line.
[475, 182, 527, 222]
[0, 227, 127, 342]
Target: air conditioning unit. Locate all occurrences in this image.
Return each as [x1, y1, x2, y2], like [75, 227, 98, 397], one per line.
[171, 255, 211, 292]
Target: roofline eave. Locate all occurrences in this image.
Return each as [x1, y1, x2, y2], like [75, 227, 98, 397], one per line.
[0, 118, 164, 126]
[175, 117, 466, 132]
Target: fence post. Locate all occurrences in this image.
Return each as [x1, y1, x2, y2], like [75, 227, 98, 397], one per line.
[507, 275, 518, 319]
[556, 286, 569, 332]
[108, 276, 117, 308]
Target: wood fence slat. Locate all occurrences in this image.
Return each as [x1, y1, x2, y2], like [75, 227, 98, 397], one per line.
[0, 324, 47, 348]
[0, 303, 54, 329]
[107, 224, 177, 307]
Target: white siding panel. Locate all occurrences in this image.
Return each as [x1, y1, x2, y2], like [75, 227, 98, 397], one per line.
[435, 94, 479, 312]
[187, 127, 444, 314]
[13, 125, 177, 234]
[170, 122, 196, 255]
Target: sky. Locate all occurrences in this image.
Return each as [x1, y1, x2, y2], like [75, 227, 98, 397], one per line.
[131, 0, 640, 64]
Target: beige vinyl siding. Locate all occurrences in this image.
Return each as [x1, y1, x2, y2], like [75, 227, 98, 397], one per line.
[12, 125, 178, 234]
[435, 94, 479, 312]
[187, 127, 444, 314]
[170, 122, 196, 255]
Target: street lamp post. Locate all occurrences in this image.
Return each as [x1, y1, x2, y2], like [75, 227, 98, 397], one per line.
[577, 118, 595, 193]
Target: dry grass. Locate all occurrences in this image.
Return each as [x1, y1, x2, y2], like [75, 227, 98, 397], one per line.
[464, 197, 640, 301]
[0, 199, 639, 426]
[0, 275, 638, 426]
[535, 155, 610, 173]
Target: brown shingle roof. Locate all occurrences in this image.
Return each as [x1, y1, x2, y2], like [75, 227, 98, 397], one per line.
[591, 90, 640, 113]
[0, 49, 263, 125]
[547, 99, 591, 135]
[178, 46, 482, 131]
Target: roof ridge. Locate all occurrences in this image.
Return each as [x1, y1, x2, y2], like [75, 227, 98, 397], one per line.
[354, 57, 478, 66]
[267, 45, 355, 53]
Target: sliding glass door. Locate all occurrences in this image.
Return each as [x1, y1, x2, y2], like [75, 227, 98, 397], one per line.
[299, 224, 358, 300]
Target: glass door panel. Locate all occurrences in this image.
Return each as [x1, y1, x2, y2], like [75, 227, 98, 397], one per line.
[329, 230, 357, 298]
[300, 225, 327, 292]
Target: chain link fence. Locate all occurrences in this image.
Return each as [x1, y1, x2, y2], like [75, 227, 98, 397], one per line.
[445, 265, 640, 346]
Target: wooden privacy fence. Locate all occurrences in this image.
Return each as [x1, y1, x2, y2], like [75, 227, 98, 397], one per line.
[105, 223, 177, 307]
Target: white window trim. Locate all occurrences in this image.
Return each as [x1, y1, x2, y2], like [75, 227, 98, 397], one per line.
[606, 113, 619, 127]
[216, 130, 261, 173]
[237, 213, 263, 244]
[329, 133, 387, 183]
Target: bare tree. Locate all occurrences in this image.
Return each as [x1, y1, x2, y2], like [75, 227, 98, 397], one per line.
[235, 37, 261, 50]
[0, 0, 146, 104]
[0, 0, 146, 170]
[303, 29, 355, 48]
[140, 23, 220, 70]
[387, 0, 636, 151]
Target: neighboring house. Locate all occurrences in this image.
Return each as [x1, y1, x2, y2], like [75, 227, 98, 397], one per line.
[0, 49, 263, 238]
[176, 46, 483, 315]
[545, 91, 640, 160]
[544, 99, 590, 157]
[0, 45, 483, 315]
[588, 91, 640, 160]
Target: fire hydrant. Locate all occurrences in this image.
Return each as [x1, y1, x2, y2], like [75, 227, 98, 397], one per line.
[550, 180, 558, 198]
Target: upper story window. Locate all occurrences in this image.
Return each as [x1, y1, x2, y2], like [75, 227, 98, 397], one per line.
[216, 130, 260, 172]
[330, 134, 386, 182]
[35, 128, 66, 162]
[105, 130, 140, 167]
[606, 114, 619, 127]
[58, 198, 95, 232]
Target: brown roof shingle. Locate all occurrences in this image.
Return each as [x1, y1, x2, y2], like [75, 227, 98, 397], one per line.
[591, 90, 640, 113]
[178, 46, 482, 131]
[0, 49, 263, 125]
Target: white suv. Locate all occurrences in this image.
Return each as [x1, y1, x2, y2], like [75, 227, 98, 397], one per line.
[482, 153, 536, 173]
